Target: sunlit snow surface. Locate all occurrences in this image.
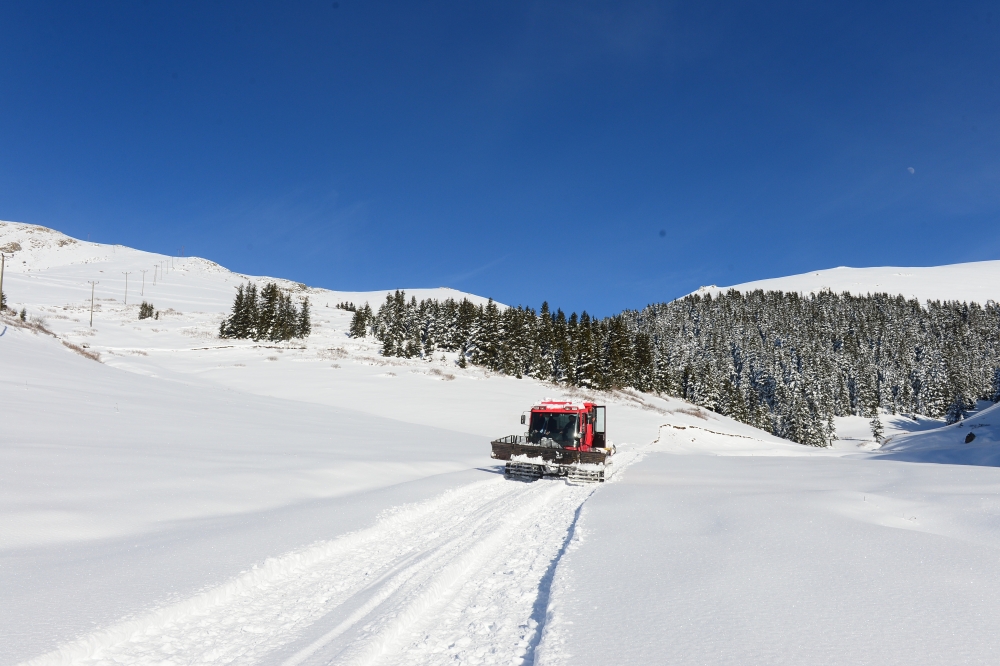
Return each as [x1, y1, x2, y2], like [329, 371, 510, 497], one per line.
[3, 220, 1000, 666]
[693, 261, 1000, 304]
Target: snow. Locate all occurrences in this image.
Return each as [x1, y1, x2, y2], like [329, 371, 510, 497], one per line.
[875, 402, 1000, 466]
[4, 219, 1000, 665]
[693, 260, 1000, 304]
[831, 412, 946, 452]
[537, 454, 1000, 666]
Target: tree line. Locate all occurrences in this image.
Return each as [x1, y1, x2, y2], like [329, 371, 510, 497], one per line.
[219, 282, 311, 341]
[351, 289, 1000, 446]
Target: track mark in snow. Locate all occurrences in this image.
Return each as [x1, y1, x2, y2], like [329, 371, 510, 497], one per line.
[21, 473, 607, 666]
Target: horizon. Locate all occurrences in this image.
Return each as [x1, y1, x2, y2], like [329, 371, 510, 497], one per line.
[1, 2, 998, 316]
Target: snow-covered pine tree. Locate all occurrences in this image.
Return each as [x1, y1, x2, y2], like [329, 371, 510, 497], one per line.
[870, 410, 884, 443]
[573, 312, 597, 388]
[944, 392, 974, 424]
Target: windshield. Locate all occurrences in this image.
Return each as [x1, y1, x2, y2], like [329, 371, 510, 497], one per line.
[528, 412, 579, 447]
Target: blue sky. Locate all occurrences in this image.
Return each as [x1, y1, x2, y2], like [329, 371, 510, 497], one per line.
[1, 1, 997, 315]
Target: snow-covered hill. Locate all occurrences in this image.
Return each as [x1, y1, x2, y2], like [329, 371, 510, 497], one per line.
[4, 220, 1000, 666]
[0, 220, 497, 317]
[693, 260, 1000, 304]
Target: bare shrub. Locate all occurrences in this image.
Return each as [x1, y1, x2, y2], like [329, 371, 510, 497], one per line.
[675, 406, 708, 420]
[428, 368, 455, 381]
[62, 340, 101, 362]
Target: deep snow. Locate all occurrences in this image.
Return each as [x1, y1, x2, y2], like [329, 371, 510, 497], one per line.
[3, 219, 1000, 665]
[537, 453, 1000, 666]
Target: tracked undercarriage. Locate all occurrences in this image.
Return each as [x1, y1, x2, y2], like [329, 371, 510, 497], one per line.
[491, 436, 614, 483]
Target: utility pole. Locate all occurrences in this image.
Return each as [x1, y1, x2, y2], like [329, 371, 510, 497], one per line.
[140, 269, 147, 296]
[122, 271, 131, 305]
[89, 281, 98, 327]
[0, 253, 6, 311]
[153, 264, 157, 286]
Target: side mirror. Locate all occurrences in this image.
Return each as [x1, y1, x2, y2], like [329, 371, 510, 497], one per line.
[520, 414, 526, 425]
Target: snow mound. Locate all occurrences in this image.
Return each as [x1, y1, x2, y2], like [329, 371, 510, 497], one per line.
[692, 261, 1000, 304]
[873, 402, 1000, 466]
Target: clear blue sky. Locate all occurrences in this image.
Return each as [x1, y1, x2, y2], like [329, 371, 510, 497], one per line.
[1, 1, 997, 315]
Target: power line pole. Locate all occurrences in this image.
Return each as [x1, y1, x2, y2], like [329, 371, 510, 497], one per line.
[122, 271, 131, 305]
[89, 281, 98, 327]
[0, 253, 6, 311]
[152, 264, 157, 286]
[140, 269, 148, 297]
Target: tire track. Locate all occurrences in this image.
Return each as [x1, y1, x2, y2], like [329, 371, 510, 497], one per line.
[20, 472, 600, 666]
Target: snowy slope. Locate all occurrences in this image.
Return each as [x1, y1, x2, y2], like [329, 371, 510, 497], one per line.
[0, 220, 497, 316]
[873, 402, 1000, 466]
[5, 219, 1000, 666]
[692, 260, 1000, 303]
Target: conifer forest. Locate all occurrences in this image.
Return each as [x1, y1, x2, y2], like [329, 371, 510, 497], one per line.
[219, 282, 311, 341]
[351, 289, 1000, 446]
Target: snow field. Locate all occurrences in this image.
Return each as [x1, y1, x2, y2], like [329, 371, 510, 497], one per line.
[538, 454, 1000, 666]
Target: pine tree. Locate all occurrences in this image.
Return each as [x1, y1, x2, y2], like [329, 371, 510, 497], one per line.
[350, 307, 368, 337]
[573, 312, 597, 388]
[243, 284, 259, 339]
[945, 392, 973, 424]
[220, 285, 245, 338]
[257, 283, 279, 341]
[297, 297, 311, 338]
[870, 410, 884, 443]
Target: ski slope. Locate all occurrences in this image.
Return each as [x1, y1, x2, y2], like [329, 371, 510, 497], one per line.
[693, 260, 1000, 304]
[4, 220, 1000, 665]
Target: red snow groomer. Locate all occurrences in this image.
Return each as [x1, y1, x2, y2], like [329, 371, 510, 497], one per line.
[491, 400, 614, 483]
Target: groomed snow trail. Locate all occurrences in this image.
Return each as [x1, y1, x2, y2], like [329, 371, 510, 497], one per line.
[23, 471, 610, 666]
